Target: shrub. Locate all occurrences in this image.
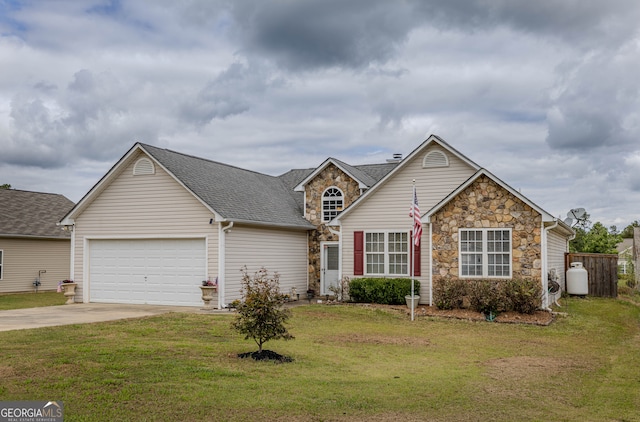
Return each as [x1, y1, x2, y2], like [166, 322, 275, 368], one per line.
[467, 279, 506, 314]
[433, 276, 467, 310]
[349, 278, 420, 305]
[231, 267, 294, 353]
[504, 278, 541, 314]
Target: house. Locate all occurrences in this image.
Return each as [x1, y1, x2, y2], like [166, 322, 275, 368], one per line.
[0, 189, 74, 293]
[59, 135, 573, 309]
[617, 238, 633, 275]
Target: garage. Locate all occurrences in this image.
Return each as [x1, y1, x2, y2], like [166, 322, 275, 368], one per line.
[89, 238, 206, 306]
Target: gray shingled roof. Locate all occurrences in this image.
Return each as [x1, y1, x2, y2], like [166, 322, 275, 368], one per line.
[277, 168, 314, 210]
[0, 189, 74, 238]
[355, 163, 398, 182]
[141, 144, 315, 229]
[331, 158, 378, 187]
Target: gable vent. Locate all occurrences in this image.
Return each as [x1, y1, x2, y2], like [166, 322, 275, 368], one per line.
[133, 158, 155, 176]
[423, 150, 449, 168]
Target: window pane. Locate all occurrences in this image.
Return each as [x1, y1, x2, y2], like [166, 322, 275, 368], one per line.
[366, 232, 385, 274]
[322, 188, 343, 221]
[487, 229, 510, 277]
[461, 229, 510, 277]
[366, 254, 384, 274]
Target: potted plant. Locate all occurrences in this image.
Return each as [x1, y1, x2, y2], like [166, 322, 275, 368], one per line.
[58, 280, 77, 304]
[200, 278, 218, 310]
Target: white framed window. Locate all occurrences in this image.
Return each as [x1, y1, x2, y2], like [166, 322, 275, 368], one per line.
[322, 187, 344, 222]
[0, 249, 3, 280]
[365, 231, 409, 275]
[459, 228, 511, 278]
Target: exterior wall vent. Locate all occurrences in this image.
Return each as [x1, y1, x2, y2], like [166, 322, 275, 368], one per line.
[423, 150, 449, 168]
[133, 158, 155, 176]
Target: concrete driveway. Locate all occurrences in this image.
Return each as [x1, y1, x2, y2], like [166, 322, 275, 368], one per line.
[0, 303, 218, 332]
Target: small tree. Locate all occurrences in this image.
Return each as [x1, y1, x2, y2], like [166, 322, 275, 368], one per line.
[231, 267, 294, 354]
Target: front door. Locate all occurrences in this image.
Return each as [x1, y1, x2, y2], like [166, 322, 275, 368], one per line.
[321, 243, 340, 295]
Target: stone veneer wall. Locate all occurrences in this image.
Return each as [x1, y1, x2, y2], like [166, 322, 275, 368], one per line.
[305, 164, 362, 292]
[431, 175, 542, 280]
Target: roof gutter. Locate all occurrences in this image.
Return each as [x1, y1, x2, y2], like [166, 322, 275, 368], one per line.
[220, 218, 315, 231]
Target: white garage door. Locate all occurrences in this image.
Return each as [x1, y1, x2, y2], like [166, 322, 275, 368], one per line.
[89, 238, 206, 306]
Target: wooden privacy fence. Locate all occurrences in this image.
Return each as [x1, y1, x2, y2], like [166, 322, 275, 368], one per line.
[564, 253, 618, 298]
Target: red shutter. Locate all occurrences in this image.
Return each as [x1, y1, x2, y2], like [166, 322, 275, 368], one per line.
[413, 241, 421, 276]
[354, 231, 364, 275]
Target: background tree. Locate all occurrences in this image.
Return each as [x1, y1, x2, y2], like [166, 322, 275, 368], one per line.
[0, 184, 11, 189]
[231, 267, 294, 355]
[621, 221, 640, 238]
[570, 222, 622, 254]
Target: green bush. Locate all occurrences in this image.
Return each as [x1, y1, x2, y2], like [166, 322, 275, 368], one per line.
[433, 276, 467, 310]
[467, 279, 506, 314]
[504, 278, 541, 314]
[231, 267, 293, 353]
[349, 278, 420, 305]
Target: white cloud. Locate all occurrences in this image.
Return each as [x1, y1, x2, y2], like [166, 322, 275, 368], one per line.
[0, 0, 639, 228]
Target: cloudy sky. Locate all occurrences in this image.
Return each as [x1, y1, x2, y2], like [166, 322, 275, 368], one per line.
[1, 0, 639, 228]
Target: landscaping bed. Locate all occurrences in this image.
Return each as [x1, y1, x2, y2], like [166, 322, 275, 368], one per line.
[348, 302, 554, 325]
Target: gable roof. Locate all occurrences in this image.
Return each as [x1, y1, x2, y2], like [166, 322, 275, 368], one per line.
[0, 189, 74, 239]
[293, 158, 396, 192]
[617, 238, 633, 254]
[61, 143, 315, 230]
[141, 144, 315, 229]
[422, 168, 573, 233]
[332, 134, 480, 223]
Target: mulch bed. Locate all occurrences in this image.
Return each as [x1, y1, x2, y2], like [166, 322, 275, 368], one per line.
[238, 350, 294, 363]
[349, 303, 555, 326]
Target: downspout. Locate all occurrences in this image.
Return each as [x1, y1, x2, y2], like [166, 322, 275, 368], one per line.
[69, 224, 75, 288]
[428, 222, 433, 306]
[219, 221, 234, 309]
[542, 218, 559, 311]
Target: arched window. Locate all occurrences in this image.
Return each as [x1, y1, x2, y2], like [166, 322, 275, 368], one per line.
[322, 187, 344, 222]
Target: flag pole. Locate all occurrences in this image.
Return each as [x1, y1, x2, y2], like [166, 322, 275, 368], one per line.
[411, 180, 416, 322]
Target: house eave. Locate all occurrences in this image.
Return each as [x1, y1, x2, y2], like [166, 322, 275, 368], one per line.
[335, 134, 482, 223]
[423, 168, 557, 224]
[0, 234, 71, 240]
[60, 143, 226, 224]
[221, 218, 315, 231]
[293, 158, 370, 192]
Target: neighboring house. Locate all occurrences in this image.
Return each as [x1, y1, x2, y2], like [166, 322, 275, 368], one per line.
[634, 227, 640, 285]
[0, 189, 74, 293]
[60, 135, 574, 309]
[616, 238, 633, 275]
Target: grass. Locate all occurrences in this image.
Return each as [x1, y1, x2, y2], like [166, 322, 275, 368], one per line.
[0, 295, 639, 421]
[0, 291, 66, 310]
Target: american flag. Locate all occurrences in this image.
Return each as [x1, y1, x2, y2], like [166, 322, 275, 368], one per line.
[409, 186, 422, 246]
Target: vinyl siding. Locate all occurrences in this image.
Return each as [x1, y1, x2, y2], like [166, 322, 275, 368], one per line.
[224, 225, 308, 304]
[340, 144, 476, 302]
[0, 238, 70, 293]
[547, 228, 568, 289]
[72, 151, 218, 301]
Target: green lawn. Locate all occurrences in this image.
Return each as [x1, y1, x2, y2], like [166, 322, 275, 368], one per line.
[0, 296, 639, 421]
[0, 291, 66, 310]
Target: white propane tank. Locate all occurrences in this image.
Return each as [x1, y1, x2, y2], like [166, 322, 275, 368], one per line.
[566, 262, 588, 295]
